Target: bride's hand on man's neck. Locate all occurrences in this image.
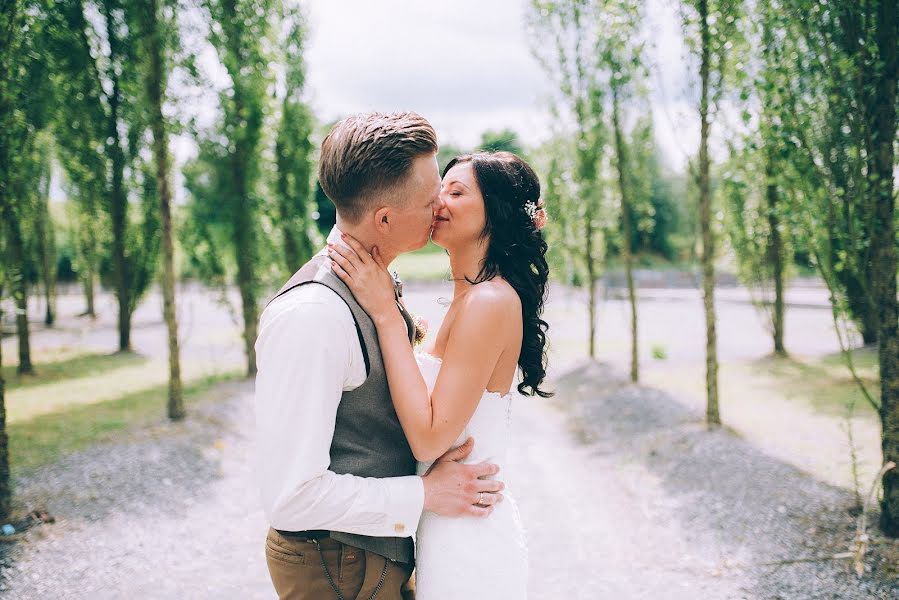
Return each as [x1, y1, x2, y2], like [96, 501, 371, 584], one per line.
[335, 219, 399, 268]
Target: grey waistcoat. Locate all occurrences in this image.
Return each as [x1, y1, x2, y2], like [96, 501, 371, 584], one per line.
[267, 254, 418, 565]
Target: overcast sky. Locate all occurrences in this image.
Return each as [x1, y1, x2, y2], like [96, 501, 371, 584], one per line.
[303, 1, 554, 149]
[300, 0, 700, 171]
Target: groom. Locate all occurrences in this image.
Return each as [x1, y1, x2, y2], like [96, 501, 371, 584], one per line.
[254, 112, 504, 600]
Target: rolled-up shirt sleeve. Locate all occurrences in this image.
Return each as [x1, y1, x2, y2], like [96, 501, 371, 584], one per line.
[253, 286, 424, 538]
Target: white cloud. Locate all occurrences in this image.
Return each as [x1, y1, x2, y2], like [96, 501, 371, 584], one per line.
[300, 0, 719, 169]
[304, 0, 554, 148]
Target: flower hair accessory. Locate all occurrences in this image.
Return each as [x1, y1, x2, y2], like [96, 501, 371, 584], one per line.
[524, 200, 548, 231]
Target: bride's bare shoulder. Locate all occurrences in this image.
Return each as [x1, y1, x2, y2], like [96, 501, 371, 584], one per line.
[463, 278, 521, 315]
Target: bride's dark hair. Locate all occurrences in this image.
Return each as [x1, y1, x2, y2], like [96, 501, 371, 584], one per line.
[443, 151, 552, 398]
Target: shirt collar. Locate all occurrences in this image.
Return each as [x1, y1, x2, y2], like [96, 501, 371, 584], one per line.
[316, 225, 352, 258]
[321, 225, 401, 293]
[325, 225, 350, 250]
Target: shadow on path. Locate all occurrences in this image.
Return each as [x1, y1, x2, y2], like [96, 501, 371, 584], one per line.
[0, 380, 271, 598]
[554, 360, 898, 600]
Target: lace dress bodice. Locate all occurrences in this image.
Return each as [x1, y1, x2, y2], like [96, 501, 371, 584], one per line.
[414, 351, 514, 476]
[412, 351, 528, 600]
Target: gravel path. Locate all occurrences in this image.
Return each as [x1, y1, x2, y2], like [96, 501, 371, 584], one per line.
[2, 284, 897, 598]
[542, 360, 898, 599]
[1, 380, 273, 599]
[3, 360, 896, 598]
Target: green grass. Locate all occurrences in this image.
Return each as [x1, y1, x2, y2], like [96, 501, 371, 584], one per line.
[392, 242, 451, 281]
[818, 344, 879, 372]
[749, 347, 880, 419]
[643, 354, 884, 493]
[3, 350, 147, 391]
[651, 344, 668, 360]
[6, 345, 244, 423]
[9, 370, 244, 476]
[413, 241, 447, 255]
[601, 253, 696, 272]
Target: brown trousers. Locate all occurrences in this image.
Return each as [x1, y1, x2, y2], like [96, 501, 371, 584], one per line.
[265, 527, 414, 600]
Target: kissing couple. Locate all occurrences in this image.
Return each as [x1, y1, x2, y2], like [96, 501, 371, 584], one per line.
[253, 111, 551, 600]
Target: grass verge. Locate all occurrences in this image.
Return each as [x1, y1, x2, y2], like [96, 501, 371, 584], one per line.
[391, 243, 451, 282]
[3, 350, 148, 392]
[643, 348, 882, 493]
[749, 346, 880, 419]
[9, 370, 244, 477]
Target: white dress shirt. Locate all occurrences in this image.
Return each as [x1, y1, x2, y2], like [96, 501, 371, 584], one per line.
[253, 225, 425, 537]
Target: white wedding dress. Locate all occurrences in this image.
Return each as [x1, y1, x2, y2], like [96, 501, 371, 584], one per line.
[413, 351, 528, 599]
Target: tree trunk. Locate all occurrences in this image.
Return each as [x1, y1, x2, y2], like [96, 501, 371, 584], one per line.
[6, 210, 32, 375]
[81, 213, 97, 317]
[765, 154, 786, 357]
[42, 263, 56, 327]
[82, 261, 95, 317]
[233, 172, 259, 376]
[832, 0, 878, 348]
[236, 248, 258, 377]
[612, 89, 639, 382]
[145, 0, 184, 419]
[276, 121, 302, 271]
[1, 0, 31, 376]
[843, 272, 879, 345]
[0, 0, 18, 519]
[217, 0, 262, 377]
[104, 6, 131, 352]
[873, 0, 899, 538]
[34, 187, 56, 326]
[824, 198, 877, 345]
[699, 0, 720, 426]
[0, 276, 8, 520]
[229, 84, 258, 376]
[586, 216, 597, 359]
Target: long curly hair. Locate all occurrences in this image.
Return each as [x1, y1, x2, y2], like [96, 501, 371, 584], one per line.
[443, 151, 552, 398]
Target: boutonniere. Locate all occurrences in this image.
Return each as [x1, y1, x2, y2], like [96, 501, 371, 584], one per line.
[392, 269, 428, 345]
[411, 314, 429, 346]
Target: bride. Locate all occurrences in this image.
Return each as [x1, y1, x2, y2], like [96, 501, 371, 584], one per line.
[328, 150, 552, 599]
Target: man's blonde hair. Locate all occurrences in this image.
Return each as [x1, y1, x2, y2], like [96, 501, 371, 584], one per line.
[318, 112, 438, 223]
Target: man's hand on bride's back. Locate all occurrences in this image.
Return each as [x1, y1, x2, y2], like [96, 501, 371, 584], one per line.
[421, 437, 504, 518]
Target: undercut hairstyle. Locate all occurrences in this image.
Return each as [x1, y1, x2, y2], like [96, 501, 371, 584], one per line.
[318, 112, 438, 223]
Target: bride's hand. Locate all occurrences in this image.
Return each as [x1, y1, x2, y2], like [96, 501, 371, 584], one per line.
[328, 233, 397, 324]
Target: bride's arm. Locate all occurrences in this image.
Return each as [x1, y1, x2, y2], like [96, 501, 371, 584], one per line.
[373, 288, 511, 461]
[328, 237, 510, 462]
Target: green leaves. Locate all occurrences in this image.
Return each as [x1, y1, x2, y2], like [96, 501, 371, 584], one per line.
[479, 129, 525, 155]
[529, 0, 658, 286]
[273, 13, 320, 276]
[755, 0, 897, 344]
[182, 0, 317, 303]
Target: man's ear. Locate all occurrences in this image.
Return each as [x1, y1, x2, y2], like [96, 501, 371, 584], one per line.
[373, 206, 391, 233]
